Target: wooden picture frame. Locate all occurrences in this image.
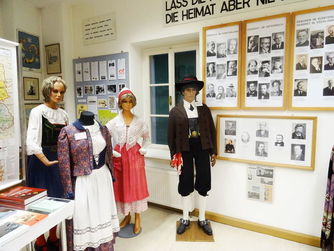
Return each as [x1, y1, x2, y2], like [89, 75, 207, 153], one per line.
[241, 13, 290, 110]
[45, 43, 61, 74]
[23, 77, 39, 101]
[24, 103, 41, 127]
[290, 5, 334, 110]
[17, 30, 41, 71]
[202, 22, 242, 109]
[217, 114, 317, 170]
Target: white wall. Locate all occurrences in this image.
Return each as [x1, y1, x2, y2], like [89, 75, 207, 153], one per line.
[2, 0, 334, 238]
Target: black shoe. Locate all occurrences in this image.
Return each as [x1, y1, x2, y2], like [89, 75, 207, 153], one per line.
[197, 219, 213, 235]
[177, 218, 190, 234]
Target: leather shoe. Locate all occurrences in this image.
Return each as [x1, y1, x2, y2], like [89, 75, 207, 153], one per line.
[197, 219, 213, 235]
[177, 218, 190, 234]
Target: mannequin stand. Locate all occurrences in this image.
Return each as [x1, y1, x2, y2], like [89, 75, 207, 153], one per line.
[118, 224, 142, 238]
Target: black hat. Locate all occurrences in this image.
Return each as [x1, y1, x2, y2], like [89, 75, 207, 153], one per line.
[175, 76, 204, 92]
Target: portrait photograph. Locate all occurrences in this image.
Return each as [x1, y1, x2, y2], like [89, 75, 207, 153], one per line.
[224, 138, 236, 154]
[291, 123, 306, 140]
[309, 56, 323, 74]
[206, 83, 216, 98]
[247, 35, 259, 53]
[216, 85, 225, 100]
[216, 64, 226, 79]
[227, 38, 238, 55]
[295, 28, 309, 47]
[246, 81, 258, 97]
[207, 62, 216, 78]
[256, 121, 269, 138]
[259, 36, 271, 54]
[293, 79, 308, 96]
[258, 83, 270, 100]
[23, 77, 39, 100]
[247, 59, 258, 75]
[272, 32, 284, 50]
[274, 134, 284, 147]
[226, 60, 237, 77]
[255, 141, 268, 157]
[325, 24, 334, 44]
[217, 42, 227, 58]
[310, 30, 324, 49]
[271, 57, 283, 74]
[206, 41, 216, 57]
[225, 120, 236, 135]
[295, 54, 308, 70]
[270, 80, 283, 96]
[259, 60, 271, 78]
[323, 79, 334, 96]
[76, 86, 83, 98]
[324, 52, 334, 71]
[226, 83, 237, 97]
[291, 144, 305, 161]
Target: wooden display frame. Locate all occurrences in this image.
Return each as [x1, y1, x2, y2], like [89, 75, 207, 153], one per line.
[241, 13, 290, 110]
[289, 5, 334, 110]
[217, 114, 317, 170]
[202, 22, 242, 110]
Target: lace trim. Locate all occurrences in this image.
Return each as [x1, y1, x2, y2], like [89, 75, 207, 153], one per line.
[73, 234, 116, 250]
[74, 215, 119, 235]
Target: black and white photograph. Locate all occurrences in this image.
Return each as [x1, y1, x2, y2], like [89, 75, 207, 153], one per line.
[217, 42, 227, 58]
[259, 60, 271, 78]
[118, 83, 125, 92]
[323, 79, 334, 96]
[76, 86, 83, 98]
[247, 35, 259, 53]
[84, 85, 94, 95]
[224, 138, 236, 153]
[206, 83, 216, 98]
[107, 84, 117, 94]
[270, 80, 283, 96]
[292, 123, 306, 139]
[256, 121, 269, 138]
[218, 115, 316, 169]
[296, 29, 309, 47]
[324, 52, 334, 70]
[258, 83, 270, 100]
[216, 86, 225, 100]
[225, 120, 236, 135]
[295, 54, 308, 70]
[272, 32, 284, 50]
[207, 62, 216, 78]
[310, 30, 324, 49]
[226, 83, 237, 97]
[291, 144, 305, 161]
[247, 59, 258, 75]
[274, 134, 284, 147]
[246, 81, 258, 97]
[309, 56, 322, 73]
[255, 141, 268, 157]
[325, 24, 334, 44]
[206, 41, 216, 57]
[216, 64, 226, 79]
[293, 79, 307, 96]
[95, 84, 106, 95]
[259, 36, 271, 54]
[227, 38, 238, 55]
[226, 60, 237, 76]
[271, 57, 283, 74]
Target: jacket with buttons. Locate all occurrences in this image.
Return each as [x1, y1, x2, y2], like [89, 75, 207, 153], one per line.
[168, 101, 217, 158]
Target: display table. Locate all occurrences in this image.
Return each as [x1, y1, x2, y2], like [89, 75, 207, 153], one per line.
[0, 198, 74, 251]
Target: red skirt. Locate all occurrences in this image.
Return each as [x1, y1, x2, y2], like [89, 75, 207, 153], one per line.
[112, 143, 149, 203]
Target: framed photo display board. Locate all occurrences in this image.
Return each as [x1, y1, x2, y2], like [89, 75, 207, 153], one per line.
[217, 115, 317, 170]
[203, 22, 242, 109]
[242, 14, 290, 110]
[290, 6, 334, 110]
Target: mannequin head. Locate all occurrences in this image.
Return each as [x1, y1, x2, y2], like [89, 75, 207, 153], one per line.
[79, 111, 95, 126]
[42, 76, 67, 103]
[118, 88, 137, 109]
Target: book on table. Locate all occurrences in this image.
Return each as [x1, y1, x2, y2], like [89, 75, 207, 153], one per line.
[0, 186, 47, 205]
[28, 197, 71, 214]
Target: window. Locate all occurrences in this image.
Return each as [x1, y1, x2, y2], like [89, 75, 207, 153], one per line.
[146, 44, 198, 145]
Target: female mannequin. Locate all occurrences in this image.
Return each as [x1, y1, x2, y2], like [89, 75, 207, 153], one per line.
[106, 88, 150, 234]
[58, 111, 119, 250]
[26, 76, 68, 251]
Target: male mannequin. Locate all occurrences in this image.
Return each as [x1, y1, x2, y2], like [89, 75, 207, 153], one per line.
[168, 76, 217, 236]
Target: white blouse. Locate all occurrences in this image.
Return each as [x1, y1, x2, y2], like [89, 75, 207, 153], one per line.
[26, 104, 68, 155]
[83, 121, 106, 155]
[106, 113, 150, 150]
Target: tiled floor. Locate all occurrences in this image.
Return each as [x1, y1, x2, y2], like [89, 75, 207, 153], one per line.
[115, 205, 320, 251]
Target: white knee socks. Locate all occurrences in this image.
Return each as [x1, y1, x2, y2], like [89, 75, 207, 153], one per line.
[182, 195, 191, 220]
[198, 194, 206, 221]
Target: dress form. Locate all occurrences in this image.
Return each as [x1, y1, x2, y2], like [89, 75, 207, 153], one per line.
[79, 111, 94, 125]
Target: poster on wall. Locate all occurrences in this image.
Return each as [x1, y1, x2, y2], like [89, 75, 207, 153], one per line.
[291, 6, 334, 110]
[203, 22, 241, 109]
[0, 38, 21, 189]
[17, 31, 40, 71]
[242, 14, 290, 109]
[217, 115, 317, 170]
[247, 166, 274, 203]
[73, 52, 129, 124]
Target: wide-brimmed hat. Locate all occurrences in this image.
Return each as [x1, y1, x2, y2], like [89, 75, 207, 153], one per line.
[175, 76, 204, 92]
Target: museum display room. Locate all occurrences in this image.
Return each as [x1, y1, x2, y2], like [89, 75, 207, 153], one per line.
[0, 0, 334, 250]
